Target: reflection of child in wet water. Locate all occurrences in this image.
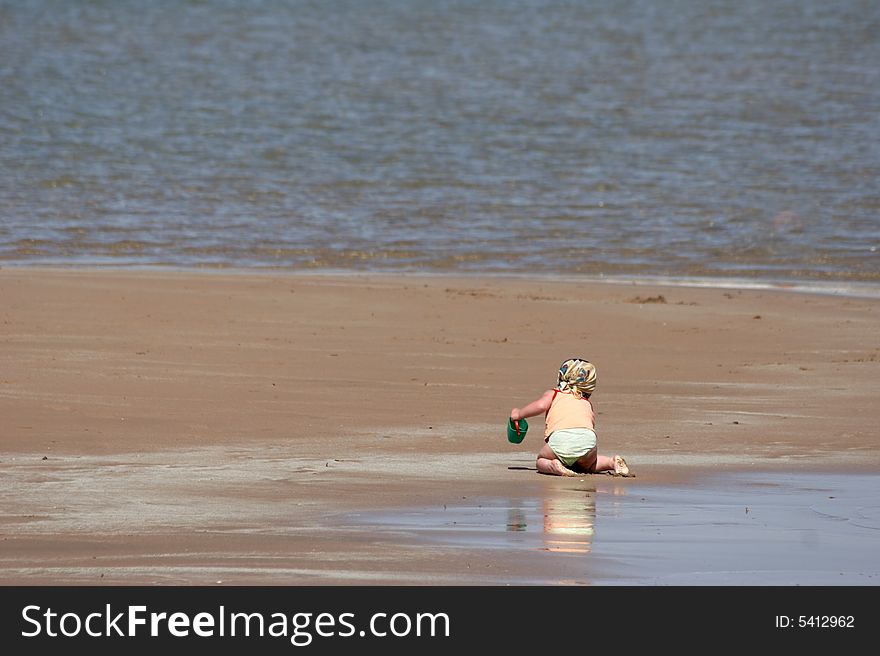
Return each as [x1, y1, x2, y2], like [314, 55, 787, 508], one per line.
[510, 358, 631, 477]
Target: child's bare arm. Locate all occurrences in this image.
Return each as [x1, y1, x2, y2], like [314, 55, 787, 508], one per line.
[510, 390, 555, 420]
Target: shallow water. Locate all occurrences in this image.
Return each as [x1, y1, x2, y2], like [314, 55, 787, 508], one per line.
[0, 446, 877, 584]
[359, 471, 880, 585]
[1, 0, 878, 281]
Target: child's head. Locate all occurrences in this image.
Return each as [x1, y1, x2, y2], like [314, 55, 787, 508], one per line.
[556, 358, 596, 399]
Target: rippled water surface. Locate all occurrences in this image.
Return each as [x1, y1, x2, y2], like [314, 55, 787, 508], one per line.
[1, 0, 878, 281]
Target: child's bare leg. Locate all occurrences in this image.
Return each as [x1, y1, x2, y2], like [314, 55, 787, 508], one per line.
[591, 454, 616, 472]
[538, 458, 579, 477]
[536, 443, 578, 477]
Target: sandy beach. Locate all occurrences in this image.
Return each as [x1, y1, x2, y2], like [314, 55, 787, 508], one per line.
[1, 268, 879, 585]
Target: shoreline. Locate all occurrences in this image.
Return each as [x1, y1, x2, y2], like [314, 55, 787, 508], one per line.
[4, 262, 880, 300]
[2, 267, 878, 584]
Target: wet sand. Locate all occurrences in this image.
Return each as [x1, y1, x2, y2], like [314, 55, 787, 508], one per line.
[1, 268, 879, 584]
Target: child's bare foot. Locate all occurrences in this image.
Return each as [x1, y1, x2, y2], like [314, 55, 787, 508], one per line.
[612, 455, 631, 476]
[549, 459, 579, 477]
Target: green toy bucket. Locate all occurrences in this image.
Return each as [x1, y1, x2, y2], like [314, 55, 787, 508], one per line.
[507, 417, 528, 444]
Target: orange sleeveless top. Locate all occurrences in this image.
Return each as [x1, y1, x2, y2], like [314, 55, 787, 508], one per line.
[544, 390, 595, 440]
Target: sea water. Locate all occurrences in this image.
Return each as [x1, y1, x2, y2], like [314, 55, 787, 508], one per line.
[1, 0, 878, 283]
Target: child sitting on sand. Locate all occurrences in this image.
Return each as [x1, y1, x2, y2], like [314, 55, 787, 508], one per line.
[510, 358, 631, 477]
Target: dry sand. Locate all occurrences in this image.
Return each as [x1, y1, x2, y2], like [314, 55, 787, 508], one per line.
[1, 268, 878, 584]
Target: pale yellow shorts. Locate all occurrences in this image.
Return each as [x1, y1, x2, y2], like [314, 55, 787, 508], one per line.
[547, 428, 598, 466]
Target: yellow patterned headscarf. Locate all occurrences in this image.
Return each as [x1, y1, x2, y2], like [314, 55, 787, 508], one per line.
[556, 358, 597, 399]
